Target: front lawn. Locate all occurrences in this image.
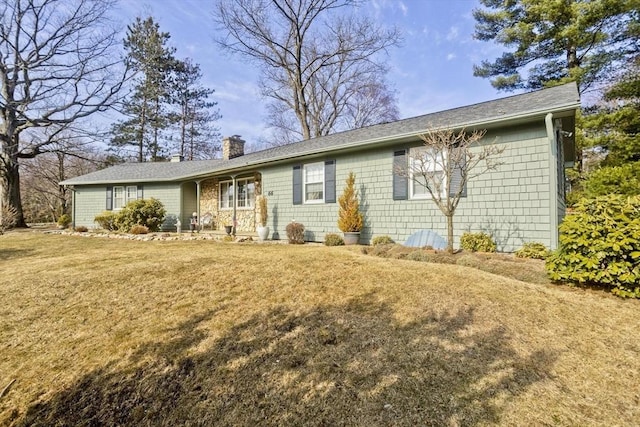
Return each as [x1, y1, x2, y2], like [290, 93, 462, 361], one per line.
[1, 232, 638, 426]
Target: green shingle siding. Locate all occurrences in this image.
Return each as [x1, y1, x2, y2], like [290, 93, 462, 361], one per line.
[72, 183, 182, 230]
[261, 122, 555, 251]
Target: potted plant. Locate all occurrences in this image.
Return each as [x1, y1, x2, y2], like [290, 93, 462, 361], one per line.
[256, 195, 269, 241]
[224, 222, 233, 235]
[337, 172, 364, 245]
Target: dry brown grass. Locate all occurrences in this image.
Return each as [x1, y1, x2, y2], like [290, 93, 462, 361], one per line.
[1, 232, 639, 426]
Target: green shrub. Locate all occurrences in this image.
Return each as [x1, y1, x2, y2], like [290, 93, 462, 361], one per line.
[324, 233, 344, 246]
[583, 162, 640, 198]
[130, 224, 149, 235]
[545, 195, 640, 298]
[114, 198, 166, 232]
[515, 242, 550, 260]
[286, 221, 305, 244]
[94, 211, 118, 231]
[460, 232, 496, 253]
[371, 235, 395, 246]
[57, 214, 72, 228]
[74, 225, 88, 233]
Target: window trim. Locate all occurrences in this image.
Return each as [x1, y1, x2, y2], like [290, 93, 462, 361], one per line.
[303, 161, 325, 204]
[113, 185, 138, 210]
[219, 178, 255, 210]
[408, 147, 447, 200]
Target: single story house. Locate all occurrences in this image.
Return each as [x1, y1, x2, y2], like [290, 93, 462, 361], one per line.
[61, 82, 580, 251]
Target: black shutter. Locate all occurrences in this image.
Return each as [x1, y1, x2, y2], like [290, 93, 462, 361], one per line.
[106, 186, 113, 210]
[392, 150, 408, 200]
[137, 185, 144, 199]
[449, 150, 467, 198]
[324, 160, 336, 203]
[293, 165, 302, 205]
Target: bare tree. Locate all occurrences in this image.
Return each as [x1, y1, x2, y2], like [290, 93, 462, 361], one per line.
[214, 0, 400, 145]
[400, 128, 504, 253]
[0, 0, 127, 227]
[21, 142, 104, 222]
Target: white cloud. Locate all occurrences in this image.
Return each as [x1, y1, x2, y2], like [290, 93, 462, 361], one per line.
[446, 26, 459, 41]
[398, 1, 408, 16]
[447, 53, 456, 61]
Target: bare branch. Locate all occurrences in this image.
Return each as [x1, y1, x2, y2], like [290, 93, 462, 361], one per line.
[1, 0, 128, 226]
[396, 127, 505, 252]
[214, 0, 401, 144]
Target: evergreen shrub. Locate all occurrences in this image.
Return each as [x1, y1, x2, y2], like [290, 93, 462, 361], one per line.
[515, 242, 550, 259]
[115, 198, 166, 232]
[324, 233, 344, 246]
[94, 211, 118, 231]
[545, 195, 640, 298]
[460, 232, 496, 252]
[57, 214, 72, 228]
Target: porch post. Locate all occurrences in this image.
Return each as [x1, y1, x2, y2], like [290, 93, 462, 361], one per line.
[195, 180, 201, 229]
[231, 175, 237, 236]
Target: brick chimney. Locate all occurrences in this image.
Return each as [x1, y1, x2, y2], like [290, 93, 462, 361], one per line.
[222, 135, 245, 160]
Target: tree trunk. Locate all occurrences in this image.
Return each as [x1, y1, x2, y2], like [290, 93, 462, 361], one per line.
[5, 160, 28, 228]
[446, 214, 454, 254]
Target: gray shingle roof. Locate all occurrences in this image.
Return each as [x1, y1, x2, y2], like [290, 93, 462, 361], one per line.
[61, 82, 579, 185]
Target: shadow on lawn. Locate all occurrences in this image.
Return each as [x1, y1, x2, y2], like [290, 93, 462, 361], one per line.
[16, 295, 557, 426]
[0, 248, 34, 261]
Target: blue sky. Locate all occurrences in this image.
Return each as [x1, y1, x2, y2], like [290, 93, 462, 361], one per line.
[114, 0, 507, 147]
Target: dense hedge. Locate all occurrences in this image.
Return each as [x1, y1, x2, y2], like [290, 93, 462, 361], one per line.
[94, 199, 166, 233]
[114, 198, 166, 233]
[546, 195, 640, 298]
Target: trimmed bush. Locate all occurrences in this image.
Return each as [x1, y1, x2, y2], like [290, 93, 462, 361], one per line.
[371, 235, 395, 246]
[515, 242, 550, 260]
[74, 225, 88, 233]
[130, 224, 149, 235]
[460, 232, 496, 253]
[94, 211, 118, 231]
[545, 195, 640, 298]
[324, 233, 345, 246]
[337, 172, 363, 232]
[286, 221, 305, 244]
[115, 198, 166, 232]
[57, 214, 72, 228]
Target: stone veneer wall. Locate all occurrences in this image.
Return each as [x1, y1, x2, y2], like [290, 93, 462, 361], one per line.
[199, 177, 257, 232]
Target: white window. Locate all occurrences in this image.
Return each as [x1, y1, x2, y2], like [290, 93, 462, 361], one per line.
[304, 162, 324, 203]
[219, 181, 234, 209]
[113, 185, 138, 209]
[237, 179, 255, 208]
[409, 147, 446, 199]
[219, 179, 255, 210]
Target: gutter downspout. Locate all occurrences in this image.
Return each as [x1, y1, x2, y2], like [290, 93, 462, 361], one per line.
[69, 186, 76, 229]
[545, 113, 559, 250]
